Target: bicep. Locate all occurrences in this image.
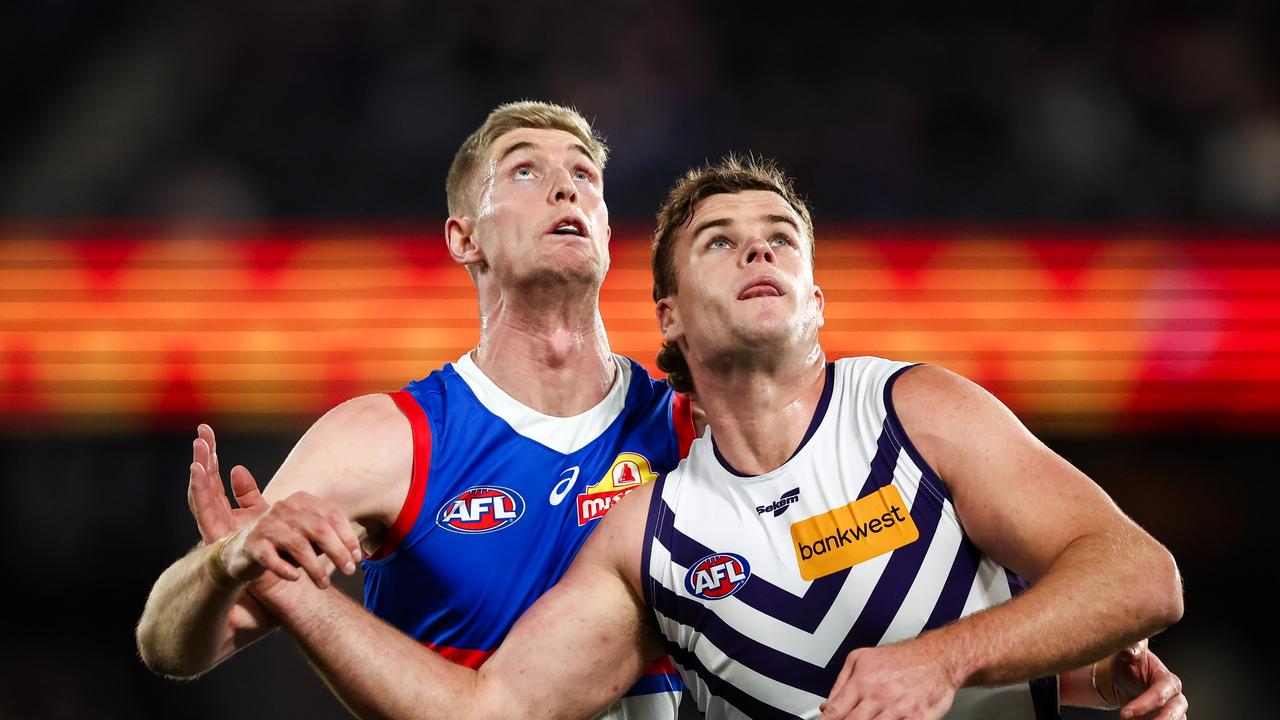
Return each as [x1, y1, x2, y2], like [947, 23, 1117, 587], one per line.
[895, 366, 1137, 582]
[260, 393, 412, 532]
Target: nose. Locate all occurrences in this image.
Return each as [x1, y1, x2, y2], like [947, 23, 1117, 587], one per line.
[549, 167, 578, 205]
[742, 237, 776, 266]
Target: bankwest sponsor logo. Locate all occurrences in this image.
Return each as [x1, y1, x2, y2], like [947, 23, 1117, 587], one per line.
[684, 552, 751, 600]
[576, 452, 656, 525]
[757, 487, 800, 517]
[436, 486, 525, 534]
[789, 485, 919, 581]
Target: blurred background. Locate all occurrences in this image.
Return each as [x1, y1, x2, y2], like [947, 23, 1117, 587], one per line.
[1, 1, 1276, 717]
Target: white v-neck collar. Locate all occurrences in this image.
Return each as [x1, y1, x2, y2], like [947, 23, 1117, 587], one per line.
[453, 351, 632, 454]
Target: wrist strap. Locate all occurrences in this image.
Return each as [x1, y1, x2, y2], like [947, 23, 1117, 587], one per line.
[1090, 657, 1121, 709]
[204, 531, 243, 590]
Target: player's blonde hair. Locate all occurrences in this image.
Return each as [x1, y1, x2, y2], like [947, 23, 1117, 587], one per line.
[446, 101, 609, 217]
[650, 154, 815, 394]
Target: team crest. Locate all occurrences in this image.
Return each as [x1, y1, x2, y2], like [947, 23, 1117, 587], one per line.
[576, 452, 657, 525]
[684, 552, 751, 600]
[436, 486, 525, 534]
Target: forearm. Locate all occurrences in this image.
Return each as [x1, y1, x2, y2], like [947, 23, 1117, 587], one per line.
[257, 581, 495, 720]
[928, 529, 1182, 688]
[136, 542, 270, 678]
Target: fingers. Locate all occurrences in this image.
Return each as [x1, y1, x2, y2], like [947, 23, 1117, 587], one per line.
[194, 432, 222, 488]
[1132, 689, 1188, 720]
[1121, 666, 1183, 719]
[1147, 692, 1188, 720]
[241, 535, 300, 582]
[300, 510, 361, 577]
[189, 459, 231, 541]
[821, 652, 861, 719]
[231, 492, 362, 588]
[230, 465, 268, 511]
[197, 423, 218, 467]
[275, 526, 337, 588]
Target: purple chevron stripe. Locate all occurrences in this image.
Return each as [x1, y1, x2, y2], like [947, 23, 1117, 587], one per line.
[652, 412, 908, 631]
[883, 364, 953, 503]
[641, 469, 672, 616]
[822, 472, 946, 669]
[664, 640, 807, 720]
[651, 581, 838, 697]
[651, 496, 849, 633]
[858, 414, 902, 499]
[923, 537, 982, 632]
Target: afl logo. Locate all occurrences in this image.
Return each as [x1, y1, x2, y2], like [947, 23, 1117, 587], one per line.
[684, 552, 751, 600]
[436, 486, 525, 534]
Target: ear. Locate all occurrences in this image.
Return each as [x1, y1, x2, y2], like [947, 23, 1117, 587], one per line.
[444, 216, 483, 267]
[656, 295, 683, 345]
[812, 284, 826, 329]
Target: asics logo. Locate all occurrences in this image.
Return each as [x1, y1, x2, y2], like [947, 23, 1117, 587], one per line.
[549, 466, 579, 506]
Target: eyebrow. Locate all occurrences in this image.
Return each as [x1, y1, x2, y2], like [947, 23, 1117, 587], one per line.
[495, 140, 597, 167]
[689, 213, 800, 240]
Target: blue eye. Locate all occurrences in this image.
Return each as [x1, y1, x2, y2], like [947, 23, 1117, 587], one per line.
[771, 235, 792, 247]
[514, 166, 534, 179]
[708, 237, 731, 250]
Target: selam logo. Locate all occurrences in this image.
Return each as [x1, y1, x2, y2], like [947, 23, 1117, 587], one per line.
[436, 486, 526, 534]
[576, 452, 657, 526]
[757, 487, 800, 517]
[684, 552, 751, 600]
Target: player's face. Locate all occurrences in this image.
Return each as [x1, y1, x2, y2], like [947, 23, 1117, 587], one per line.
[471, 128, 610, 289]
[658, 190, 824, 362]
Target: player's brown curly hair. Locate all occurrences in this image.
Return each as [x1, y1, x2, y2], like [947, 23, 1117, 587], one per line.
[650, 154, 815, 394]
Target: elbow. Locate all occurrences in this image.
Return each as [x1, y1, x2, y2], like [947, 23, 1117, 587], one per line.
[135, 614, 204, 680]
[1137, 542, 1184, 632]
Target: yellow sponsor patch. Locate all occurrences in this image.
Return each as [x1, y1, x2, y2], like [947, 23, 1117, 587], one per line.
[790, 485, 919, 581]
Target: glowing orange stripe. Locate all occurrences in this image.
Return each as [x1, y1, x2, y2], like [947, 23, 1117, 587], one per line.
[2, 226, 1278, 431]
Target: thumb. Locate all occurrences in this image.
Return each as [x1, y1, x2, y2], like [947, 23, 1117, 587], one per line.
[230, 465, 268, 510]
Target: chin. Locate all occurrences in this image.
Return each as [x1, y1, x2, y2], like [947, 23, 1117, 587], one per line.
[518, 258, 606, 290]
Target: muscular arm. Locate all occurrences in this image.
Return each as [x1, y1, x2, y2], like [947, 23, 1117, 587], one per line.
[135, 394, 411, 678]
[822, 366, 1183, 719]
[898, 365, 1183, 686]
[254, 482, 664, 720]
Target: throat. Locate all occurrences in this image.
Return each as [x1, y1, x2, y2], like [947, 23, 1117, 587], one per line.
[700, 359, 831, 476]
[473, 322, 618, 417]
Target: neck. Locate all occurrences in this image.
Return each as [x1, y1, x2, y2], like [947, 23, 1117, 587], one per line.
[471, 280, 615, 417]
[690, 342, 827, 475]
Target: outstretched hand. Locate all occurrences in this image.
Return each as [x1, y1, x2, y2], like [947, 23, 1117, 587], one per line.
[188, 424, 268, 543]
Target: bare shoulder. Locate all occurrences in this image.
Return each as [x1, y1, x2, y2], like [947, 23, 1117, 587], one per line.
[889, 364, 1033, 480]
[264, 393, 413, 528]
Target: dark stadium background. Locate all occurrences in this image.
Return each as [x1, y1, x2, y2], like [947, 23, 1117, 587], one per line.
[2, 2, 1275, 718]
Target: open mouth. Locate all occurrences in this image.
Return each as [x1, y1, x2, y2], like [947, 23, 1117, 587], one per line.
[738, 277, 784, 300]
[548, 216, 587, 238]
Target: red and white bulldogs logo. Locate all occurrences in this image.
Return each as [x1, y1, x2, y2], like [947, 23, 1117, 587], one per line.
[436, 486, 525, 534]
[684, 552, 751, 600]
